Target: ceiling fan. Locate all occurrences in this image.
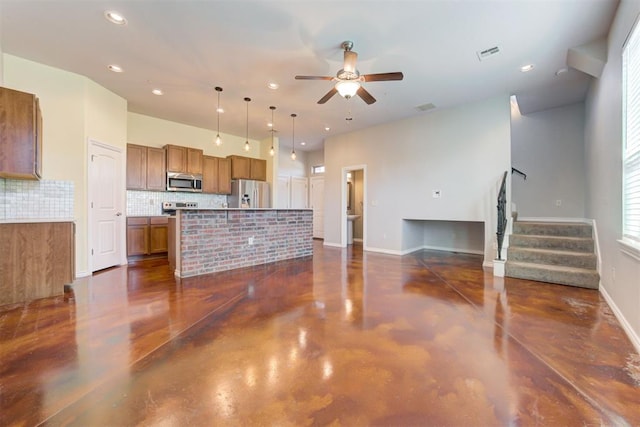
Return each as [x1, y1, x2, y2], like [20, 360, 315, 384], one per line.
[295, 41, 404, 105]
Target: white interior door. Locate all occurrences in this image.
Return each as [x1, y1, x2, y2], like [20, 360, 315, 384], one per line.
[277, 176, 290, 208]
[89, 141, 123, 272]
[291, 177, 308, 209]
[310, 176, 324, 239]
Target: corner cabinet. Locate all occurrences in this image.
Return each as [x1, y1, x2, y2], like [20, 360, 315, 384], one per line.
[229, 155, 267, 181]
[126, 144, 166, 191]
[0, 87, 42, 180]
[165, 144, 203, 174]
[203, 155, 232, 194]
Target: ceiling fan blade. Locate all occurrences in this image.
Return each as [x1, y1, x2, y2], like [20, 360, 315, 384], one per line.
[357, 86, 376, 105]
[363, 72, 404, 82]
[318, 88, 338, 104]
[295, 75, 333, 80]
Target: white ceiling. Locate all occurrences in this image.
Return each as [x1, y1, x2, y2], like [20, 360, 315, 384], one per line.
[0, 0, 618, 152]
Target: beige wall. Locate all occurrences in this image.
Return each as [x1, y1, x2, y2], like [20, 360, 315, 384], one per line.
[3, 54, 128, 276]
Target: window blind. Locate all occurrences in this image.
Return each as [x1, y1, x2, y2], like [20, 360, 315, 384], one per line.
[623, 18, 640, 244]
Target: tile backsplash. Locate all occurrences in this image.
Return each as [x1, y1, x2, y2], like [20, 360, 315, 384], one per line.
[127, 190, 228, 216]
[0, 178, 74, 220]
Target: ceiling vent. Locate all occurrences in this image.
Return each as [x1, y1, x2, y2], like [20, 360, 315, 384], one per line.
[416, 103, 436, 112]
[477, 46, 501, 61]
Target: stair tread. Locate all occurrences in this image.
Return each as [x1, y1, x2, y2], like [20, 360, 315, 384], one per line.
[511, 234, 592, 240]
[506, 260, 598, 274]
[516, 221, 590, 226]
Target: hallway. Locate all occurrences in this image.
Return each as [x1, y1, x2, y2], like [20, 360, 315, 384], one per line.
[1, 242, 639, 425]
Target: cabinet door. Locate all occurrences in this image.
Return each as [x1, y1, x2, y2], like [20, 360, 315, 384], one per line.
[126, 144, 147, 190]
[146, 147, 166, 191]
[127, 224, 149, 256]
[250, 158, 267, 181]
[149, 224, 168, 254]
[230, 156, 251, 179]
[0, 87, 40, 180]
[217, 157, 232, 194]
[202, 155, 218, 194]
[187, 148, 203, 175]
[165, 145, 186, 172]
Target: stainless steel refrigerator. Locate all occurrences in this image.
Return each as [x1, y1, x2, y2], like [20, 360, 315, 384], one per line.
[228, 179, 271, 208]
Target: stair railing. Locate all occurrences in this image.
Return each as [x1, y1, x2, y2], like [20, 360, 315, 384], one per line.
[496, 171, 508, 260]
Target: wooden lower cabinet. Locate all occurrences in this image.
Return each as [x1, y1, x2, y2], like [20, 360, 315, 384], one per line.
[0, 222, 75, 306]
[127, 216, 168, 258]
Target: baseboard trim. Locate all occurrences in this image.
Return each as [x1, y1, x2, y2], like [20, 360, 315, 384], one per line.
[75, 270, 91, 279]
[323, 242, 344, 248]
[599, 285, 640, 355]
[364, 246, 404, 256]
[423, 245, 484, 256]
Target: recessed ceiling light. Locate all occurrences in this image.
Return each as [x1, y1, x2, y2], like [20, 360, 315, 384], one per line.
[268, 82, 279, 90]
[324, 127, 330, 131]
[520, 64, 534, 73]
[104, 10, 127, 25]
[300, 142, 306, 146]
[107, 64, 123, 73]
[267, 122, 273, 127]
[555, 67, 569, 76]
[152, 89, 163, 96]
[217, 108, 224, 113]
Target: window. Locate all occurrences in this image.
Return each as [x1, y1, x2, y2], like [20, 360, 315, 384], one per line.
[312, 165, 325, 174]
[623, 18, 640, 245]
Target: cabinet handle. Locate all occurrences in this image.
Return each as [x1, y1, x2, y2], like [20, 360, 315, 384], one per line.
[116, 212, 123, 216]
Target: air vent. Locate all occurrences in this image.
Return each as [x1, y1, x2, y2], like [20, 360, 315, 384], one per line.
[477, 46, 501, 61]
[416, 103, 436, 112]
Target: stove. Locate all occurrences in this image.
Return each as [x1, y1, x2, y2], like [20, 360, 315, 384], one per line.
[162, 201, 198, 215]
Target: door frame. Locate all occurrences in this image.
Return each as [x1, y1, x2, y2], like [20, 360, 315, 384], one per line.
[341, 165, 367, 248]
[87, 139, 126, 273]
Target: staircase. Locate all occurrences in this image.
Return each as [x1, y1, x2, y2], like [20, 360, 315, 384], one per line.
[505, 221, 600, 289]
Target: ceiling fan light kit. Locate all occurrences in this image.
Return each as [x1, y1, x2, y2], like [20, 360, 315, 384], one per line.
[295, 40, 404, 105]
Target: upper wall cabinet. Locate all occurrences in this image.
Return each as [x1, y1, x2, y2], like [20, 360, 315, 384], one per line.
[228, 155, 267, 181]
[202, 155, 232, 195]
[165, 144, 203, 175]
[126, 144, 166, 191]
[0, 87, 42, 180]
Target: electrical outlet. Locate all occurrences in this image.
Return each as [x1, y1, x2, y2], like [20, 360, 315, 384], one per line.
[555, 199, 562, 207]
[248, 237, 254, 245]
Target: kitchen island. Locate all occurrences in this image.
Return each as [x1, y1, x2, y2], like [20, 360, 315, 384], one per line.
[169, 209, 313, 277]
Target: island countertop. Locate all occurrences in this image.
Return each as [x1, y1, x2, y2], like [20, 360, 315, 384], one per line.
[169, 208, 313, 277]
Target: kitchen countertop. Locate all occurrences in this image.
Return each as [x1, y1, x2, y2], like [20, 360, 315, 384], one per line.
[0, 218, 75, 224]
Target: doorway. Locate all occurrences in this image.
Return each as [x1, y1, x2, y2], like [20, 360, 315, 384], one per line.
[342, 165, 367, 248]
[88, 140, 124, 272]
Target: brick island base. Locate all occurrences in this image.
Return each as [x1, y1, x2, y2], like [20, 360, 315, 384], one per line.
[169, 209, 313, 277]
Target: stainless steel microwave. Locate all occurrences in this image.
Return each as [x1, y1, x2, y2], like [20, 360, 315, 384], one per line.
[167, 172, 202, 192]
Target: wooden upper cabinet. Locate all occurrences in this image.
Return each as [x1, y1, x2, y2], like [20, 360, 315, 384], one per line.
[126, 144, 147, 190]
[250, 158, 267, 181]
[126, 144, 165, 191]
[187, 148, 203, 175]
[202, 155, 218, 194]
[0, 87, 42, 180]
[203, 155, 232, 194]
[217, 157, 232, 194]
[165, 144, 203, 174]
[229, 155, 266, 181]
[146, 147, 166, 191]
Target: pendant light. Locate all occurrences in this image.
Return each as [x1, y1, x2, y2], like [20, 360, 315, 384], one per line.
[269, 106, 276, 157]
[214, 87, 223, 146]
[290, 113, 297, 160]
[244, 97, 251, 152]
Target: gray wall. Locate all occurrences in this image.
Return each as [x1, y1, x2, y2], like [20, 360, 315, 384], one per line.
[511, 102, 586, 218]
[323, 95, 511, 264]
[585, 0, 640, 349]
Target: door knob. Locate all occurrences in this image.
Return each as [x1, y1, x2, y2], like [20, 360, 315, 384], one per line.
[116, 212, 122, 216]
